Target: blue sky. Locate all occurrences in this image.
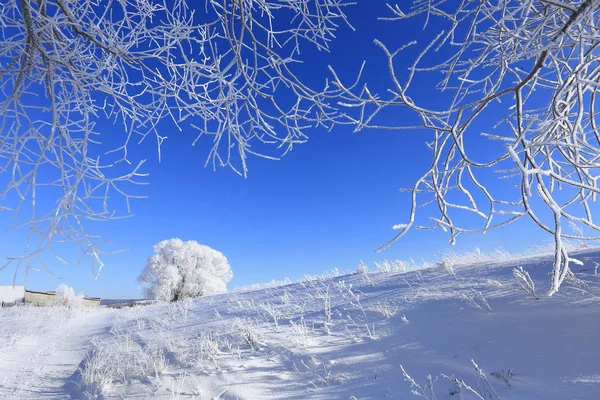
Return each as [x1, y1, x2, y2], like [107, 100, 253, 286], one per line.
[0, 2, 571, 298]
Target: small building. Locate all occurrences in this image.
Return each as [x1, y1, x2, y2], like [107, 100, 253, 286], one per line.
[0, 286, 25, 307]
[1, 286, 101, 308]
[24, 289, 56, 306]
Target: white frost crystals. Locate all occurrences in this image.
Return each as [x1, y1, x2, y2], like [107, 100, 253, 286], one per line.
[137, 239, 233, 302]
[330, 0, 600, 295]
[0, 0, 352, 280]
[54, 284, 84, 308]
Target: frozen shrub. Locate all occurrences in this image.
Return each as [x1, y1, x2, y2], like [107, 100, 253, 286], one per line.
[393, 260, 407, 273]
[374, 259, 407, 274]
[290, 317, 310, 347]
[233, 317, 263, 350]
[54, 284, 84, 308]
[437, 259, 457, 279]
[375, 260, 393, 273]
[356, 260, 369, 274]
[373, 301, 399, 318]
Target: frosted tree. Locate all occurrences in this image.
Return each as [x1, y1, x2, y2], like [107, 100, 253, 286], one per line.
[138, 238, 233, 302]
[0, 0, 351, 280]
[331, 0, 600, 295]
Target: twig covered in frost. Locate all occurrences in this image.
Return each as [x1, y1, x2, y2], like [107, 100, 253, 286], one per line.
[365, 323, 376, 340]
[233, 317, 263, 351]
[375, 260, 392, 273]
[401, 360, 497, 400]
[289, 317, 311, 347]
[441, 374, 484, 400]
[512, 266, 539, 300]
[373, 301, 400, 318]
[375, 260, 407, 274]
[356, 260, 370, 274]
[259, 302, 283, 331]
[335, 281, 368, 320]
[170, 373, 187, 400]
[461, 289, 493, 313]
[569, 221, 588, 249]
[400, 365, 437, 399]
[491, 369, 514, 388]
[193, 330, 223, 372]
[437, 260, 457, 279]
[280, 291, 293, 304]
[472, 359, 498, 399]
[316, 284, 333, 332]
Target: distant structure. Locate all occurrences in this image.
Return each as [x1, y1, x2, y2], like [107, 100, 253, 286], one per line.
[0, 286, 100, 308]
[23, 289, 56, 307]
[0, 286, 25, 307]
[23, 289, 101, 308]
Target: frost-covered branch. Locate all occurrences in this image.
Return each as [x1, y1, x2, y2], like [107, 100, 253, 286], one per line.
[331, 0, 600, 295]
[0, 0, 352, 280]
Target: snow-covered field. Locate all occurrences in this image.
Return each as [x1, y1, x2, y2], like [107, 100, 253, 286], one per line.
[1, 248, 600, 399]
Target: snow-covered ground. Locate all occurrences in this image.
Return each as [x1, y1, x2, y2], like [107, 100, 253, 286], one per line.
[1, 248, 600, 399]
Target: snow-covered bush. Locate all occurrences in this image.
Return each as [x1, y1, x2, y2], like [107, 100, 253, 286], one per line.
[375, 260, 393, 274]
[373, 301, 399, 318]
[374, 259, 407, 274]
[289, 317, 311, 347]
[138, 239, 233, 302]
[356, 260, 369, 275]
[259, 302, 283, 331]
[233, 317, 263, 350]
[53, 284, 84, 308]
[437, 259, 457, 279]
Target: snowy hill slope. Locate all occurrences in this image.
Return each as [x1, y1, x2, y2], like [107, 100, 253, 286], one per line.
[1, 248, 600, 399]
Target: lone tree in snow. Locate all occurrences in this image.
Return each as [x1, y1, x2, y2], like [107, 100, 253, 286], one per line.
[138, 239, 232, 302]
[1, 0, 600, 295]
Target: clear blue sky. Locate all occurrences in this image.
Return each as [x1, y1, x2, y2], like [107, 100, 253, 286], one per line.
[0, 2, 571, 298]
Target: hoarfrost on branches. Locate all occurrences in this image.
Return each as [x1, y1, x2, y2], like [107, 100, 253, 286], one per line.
[138, 238, 233, 302]
[0, 0, 351, 280]
[331, 0, 600, 295]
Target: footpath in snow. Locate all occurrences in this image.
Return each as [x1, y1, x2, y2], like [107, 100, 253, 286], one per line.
[0, 306, 115, 398]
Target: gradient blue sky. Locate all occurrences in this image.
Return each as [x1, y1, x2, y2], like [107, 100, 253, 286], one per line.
[0, 2, 569, 298]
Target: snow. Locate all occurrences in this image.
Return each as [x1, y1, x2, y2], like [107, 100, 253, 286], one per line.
[0, 306, 115, 397]
[2, 248, 600, 399]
